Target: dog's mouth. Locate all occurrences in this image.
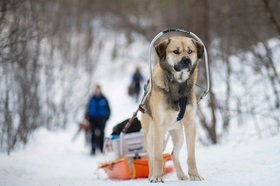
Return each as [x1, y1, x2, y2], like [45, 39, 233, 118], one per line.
[174, 57, 192, 72]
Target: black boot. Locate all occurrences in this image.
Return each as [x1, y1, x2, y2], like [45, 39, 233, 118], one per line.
[91, 149, 96, 155]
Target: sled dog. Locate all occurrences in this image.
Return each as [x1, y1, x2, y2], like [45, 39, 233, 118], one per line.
[141, 36, 204, 182]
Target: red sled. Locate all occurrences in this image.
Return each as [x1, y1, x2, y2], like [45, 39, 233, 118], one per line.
[99, 153, 173, 180]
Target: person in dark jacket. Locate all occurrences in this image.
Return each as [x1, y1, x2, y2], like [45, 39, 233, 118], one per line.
[129, 67, 144, 102]
[85, 85, 110, 155]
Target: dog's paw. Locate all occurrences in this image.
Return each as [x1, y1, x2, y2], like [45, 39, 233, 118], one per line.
[150, 176, 164, 183]
[189, 173, 204, 181]
[177, 174, 188, 180]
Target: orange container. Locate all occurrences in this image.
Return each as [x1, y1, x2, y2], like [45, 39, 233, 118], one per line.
[99, 153, 172, 180]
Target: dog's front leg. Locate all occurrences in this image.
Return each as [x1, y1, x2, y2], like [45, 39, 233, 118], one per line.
[169, 128, 188, 180]
[185, 122, 204, 181]
[150, 125, 165, 183]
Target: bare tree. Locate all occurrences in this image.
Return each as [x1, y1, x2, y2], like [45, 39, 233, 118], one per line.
[0, 0, 101, 153]
[1, 0, 279, 153]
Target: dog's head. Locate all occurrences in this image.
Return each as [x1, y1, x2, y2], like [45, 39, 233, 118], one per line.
[155, 36, 204, 83]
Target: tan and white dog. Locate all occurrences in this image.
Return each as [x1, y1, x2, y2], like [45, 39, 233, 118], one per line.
[141, 36, 204, 183]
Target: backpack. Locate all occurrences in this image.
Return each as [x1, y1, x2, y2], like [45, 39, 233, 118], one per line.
[111, 117, 141, 135]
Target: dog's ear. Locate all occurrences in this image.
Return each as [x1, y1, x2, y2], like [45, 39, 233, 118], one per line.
[192, 39, 204, 59]
[155, 39, 170, 60]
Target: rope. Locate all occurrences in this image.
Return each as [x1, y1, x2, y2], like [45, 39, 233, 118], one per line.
[195, 83, 207, 93]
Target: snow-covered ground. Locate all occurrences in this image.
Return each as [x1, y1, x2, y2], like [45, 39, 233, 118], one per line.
[1, 122, 279, 186]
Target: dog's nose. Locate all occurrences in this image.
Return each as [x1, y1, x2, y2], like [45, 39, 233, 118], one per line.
[182, 57, 192, 70]
[183, 57, 190, 65]
[184, 57, 192, 70]
[174, 57, 192, 72]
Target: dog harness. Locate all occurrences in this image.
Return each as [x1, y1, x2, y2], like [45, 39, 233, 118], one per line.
[177, 97, 188, 121]
[164, 74, 188, 121]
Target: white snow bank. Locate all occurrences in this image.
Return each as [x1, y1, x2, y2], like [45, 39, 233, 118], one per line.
[0, 126, 279, 186]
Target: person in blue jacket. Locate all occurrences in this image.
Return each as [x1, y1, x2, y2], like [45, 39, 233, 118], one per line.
[85, 85, 110, 155]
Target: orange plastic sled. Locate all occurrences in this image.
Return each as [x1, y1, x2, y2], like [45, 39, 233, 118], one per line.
[99, 153, 173, 180]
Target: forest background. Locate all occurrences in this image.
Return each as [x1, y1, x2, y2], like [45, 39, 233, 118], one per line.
[0, 0, 279, 154]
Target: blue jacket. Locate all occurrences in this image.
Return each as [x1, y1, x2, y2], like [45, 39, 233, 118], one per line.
[87, 95, 110, 119]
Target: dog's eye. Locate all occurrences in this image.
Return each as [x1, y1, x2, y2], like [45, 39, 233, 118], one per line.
[188, 50, 193, 54]
[173, 50, 180, 54]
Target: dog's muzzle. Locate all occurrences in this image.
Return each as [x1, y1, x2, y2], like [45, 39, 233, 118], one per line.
[174, 57, 192, 72]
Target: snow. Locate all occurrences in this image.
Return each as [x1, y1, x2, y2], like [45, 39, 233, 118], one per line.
[1, 124, 280, 186]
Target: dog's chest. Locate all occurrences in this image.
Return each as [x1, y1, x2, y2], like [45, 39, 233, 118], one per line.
[168, 98, 180, 111]
[158, 102, 193, 129]
[164, 84, 191, 111]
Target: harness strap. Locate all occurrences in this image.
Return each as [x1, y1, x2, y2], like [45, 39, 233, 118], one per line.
[177, 97, 188, 121]
[122, 87, 149, 133]
[122, 109, 138, 134]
